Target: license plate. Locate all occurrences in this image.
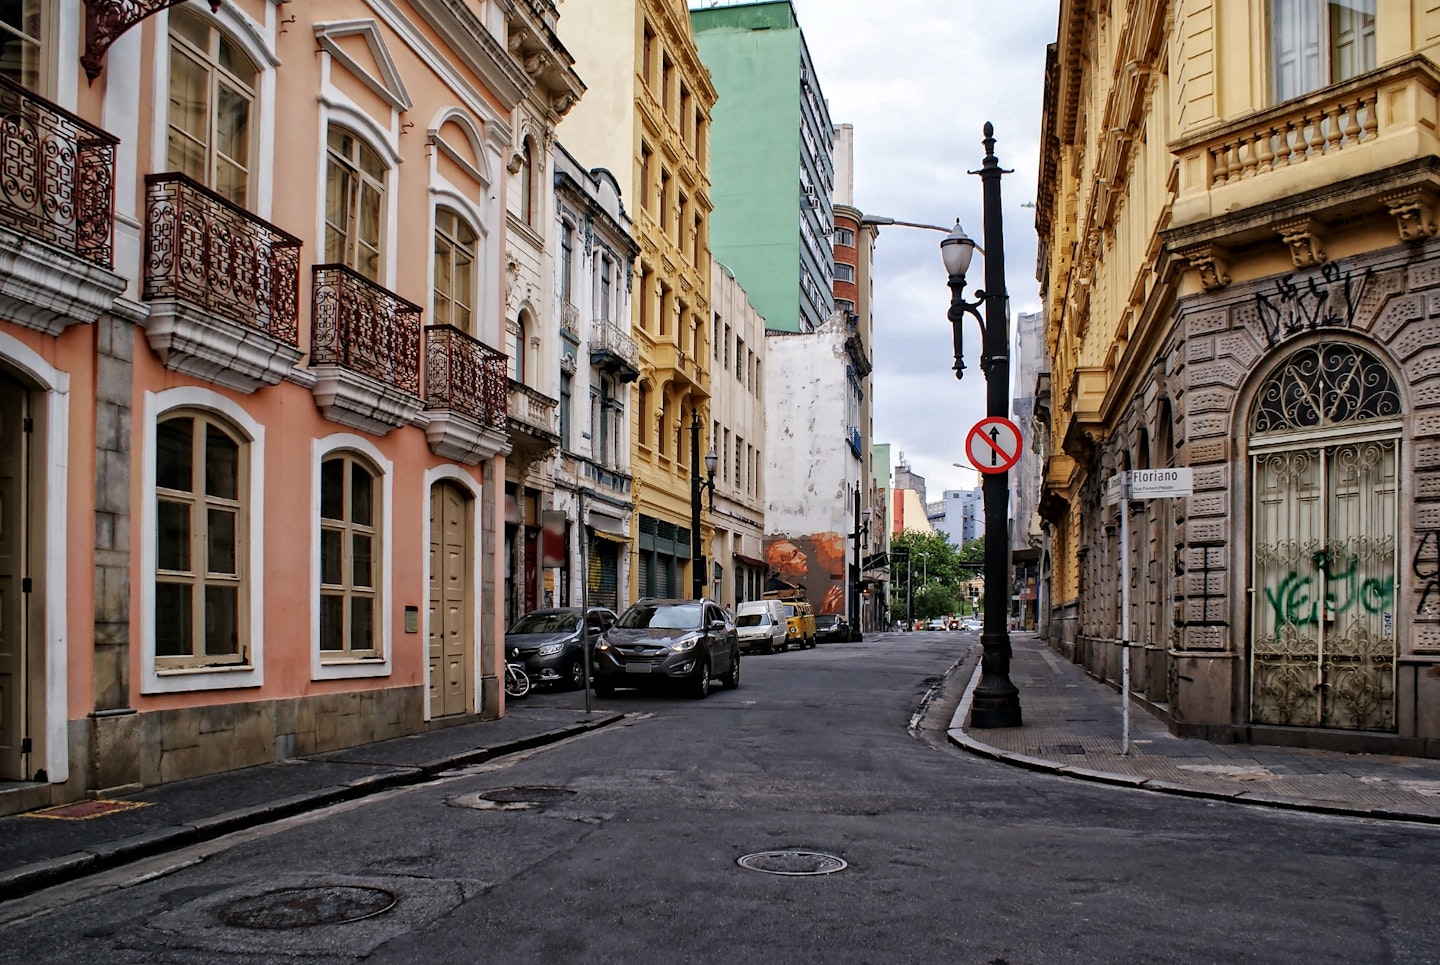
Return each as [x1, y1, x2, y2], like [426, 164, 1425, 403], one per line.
[624, 662, 652, 674]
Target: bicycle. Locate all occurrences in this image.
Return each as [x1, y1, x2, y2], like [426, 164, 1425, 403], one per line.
[504, 661, 531, 699]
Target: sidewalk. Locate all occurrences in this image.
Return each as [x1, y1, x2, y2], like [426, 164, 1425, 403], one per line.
[950, 632, 1440, 822]
[0, 704, 623, 902]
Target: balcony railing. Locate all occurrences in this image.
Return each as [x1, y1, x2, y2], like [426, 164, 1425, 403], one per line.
[144, 173, 301, 344]
[590, 319, 639, 377]
[1174, 57, 1440, 202]
[0, 73, 117, 267]
[424, 324, 507, 428]
[311, 264, 421, 395]
[507, 380, 560, 438]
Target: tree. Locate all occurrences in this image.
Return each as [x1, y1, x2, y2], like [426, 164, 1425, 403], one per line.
[889, 529, 969, 622]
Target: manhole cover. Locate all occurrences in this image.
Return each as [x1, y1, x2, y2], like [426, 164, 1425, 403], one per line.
[477, 786, 575, 804]
[216, 886, 397, 930]
[737, 851, 848, 876]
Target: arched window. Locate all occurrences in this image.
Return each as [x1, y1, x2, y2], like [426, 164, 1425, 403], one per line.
[168, 6, 258, 206]
[1250, 342, 1401, 434]
[636, 384, 649, 447]
[319, 452, 380, 659]
[325, 126, 386, 281]
[433, 208, 477, 331]
[154, 411, 248, 668]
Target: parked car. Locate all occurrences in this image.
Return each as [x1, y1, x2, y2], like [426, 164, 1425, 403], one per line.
[504, 607, 617, 689]
[813, 614, 850, 644]
[960, 619, 983, 631]
[926, 617, 948, 631]
[735, 599, 788, 654]
[592, 598, 740, 698]
[777, 597, 816, 649]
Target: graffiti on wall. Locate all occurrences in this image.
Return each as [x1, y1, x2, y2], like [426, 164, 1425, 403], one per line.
[764, 533, 847, 614]
[1254, 263, 1373, 348]
[1416, 531, 1440, 618]
[1262, 551, 1395, 628]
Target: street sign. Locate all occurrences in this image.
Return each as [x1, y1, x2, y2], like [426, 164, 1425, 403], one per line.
[1128, 468, 1193, 499]
[1104, 473, 1127, 506]
[965, 416, 1023, 475]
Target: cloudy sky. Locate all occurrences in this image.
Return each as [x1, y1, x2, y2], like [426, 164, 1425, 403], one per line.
[784, 0, 1060, 498]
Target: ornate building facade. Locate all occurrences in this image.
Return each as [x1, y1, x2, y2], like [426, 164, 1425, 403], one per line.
[557, 0, 717, 600]
[1037, 0, 1440, 752]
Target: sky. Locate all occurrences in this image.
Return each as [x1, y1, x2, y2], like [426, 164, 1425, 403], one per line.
[783, 0, 1060, 499]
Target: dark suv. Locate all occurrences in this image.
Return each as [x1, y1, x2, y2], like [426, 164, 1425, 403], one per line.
[592, 598, 739, 698]
[504, 607, 617, 689]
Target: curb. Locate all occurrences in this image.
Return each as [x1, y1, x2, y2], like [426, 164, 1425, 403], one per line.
[0, 712, 626, 903]
[944, 663, 1440, 826]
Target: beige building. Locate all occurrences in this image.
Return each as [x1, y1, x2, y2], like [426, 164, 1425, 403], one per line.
[557, 1, 717, 599]
[708, 260, 768, 608]
[1037, 1, 1440, 753]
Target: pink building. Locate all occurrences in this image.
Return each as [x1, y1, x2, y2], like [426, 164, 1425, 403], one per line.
[0, 0, 566, 813]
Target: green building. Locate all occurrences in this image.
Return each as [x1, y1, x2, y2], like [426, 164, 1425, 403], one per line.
[690, 1, 834, 334]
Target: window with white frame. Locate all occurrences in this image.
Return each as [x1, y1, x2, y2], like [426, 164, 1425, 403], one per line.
[0, 0, 43, 90]
[167, 6, 257, 206]
[834, 263, 855, 283]
[560, 221, 574, 306]
[319, 452, 380, 660]
[433, 207, 477, 331]
[834, 226, 855, 247]
[154, 411, 248, 669]
[599, 256, 613, 321]
[512, 312, 529, 382]
[325, 126, 385, 281]
[1270, 0, 1375, 102]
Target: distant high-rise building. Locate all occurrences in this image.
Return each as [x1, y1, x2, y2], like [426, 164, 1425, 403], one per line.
[691, 1, 835, 334]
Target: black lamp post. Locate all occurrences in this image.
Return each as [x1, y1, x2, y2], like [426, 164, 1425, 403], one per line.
[850, 489, 871, 641]
[941, 122, 1023, 728]
[689, 413, 718, 600]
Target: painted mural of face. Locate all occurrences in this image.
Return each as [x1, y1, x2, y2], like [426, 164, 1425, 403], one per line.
[765, 540, 808, 579]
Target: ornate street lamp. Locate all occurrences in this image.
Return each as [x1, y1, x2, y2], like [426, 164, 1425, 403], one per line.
[689, 413, 718, 600]
[942, 123, 1023, 728]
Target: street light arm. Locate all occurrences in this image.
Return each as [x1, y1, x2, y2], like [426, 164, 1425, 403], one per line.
[861, 215, 986, 254]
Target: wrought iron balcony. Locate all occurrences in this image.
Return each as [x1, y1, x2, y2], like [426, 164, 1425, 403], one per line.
[309, 265, 423, 434]
[144, 174, 300, 341]
[140, 173, 304, 393]
[0, 73, 117, 268]
[422, 324, 511, 464]
[589, 319, 640, 382]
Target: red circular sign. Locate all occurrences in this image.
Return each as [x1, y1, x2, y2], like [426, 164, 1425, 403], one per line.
[965, 417, 1023, 474]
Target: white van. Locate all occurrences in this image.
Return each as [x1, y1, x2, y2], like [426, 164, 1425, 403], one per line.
[734, 600, 788, 654]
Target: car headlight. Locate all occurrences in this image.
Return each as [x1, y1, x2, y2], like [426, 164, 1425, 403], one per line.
[595, 639, 611, 651]
[670, 633, 701, 653]
[537, 643, 565, 656]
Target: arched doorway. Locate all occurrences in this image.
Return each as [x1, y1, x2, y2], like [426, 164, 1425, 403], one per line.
[1248, 342, 1402, 731]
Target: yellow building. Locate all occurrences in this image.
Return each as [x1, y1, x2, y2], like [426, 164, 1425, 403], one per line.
[1037, 1, 1440, 753]
[557, 1, 717, 599]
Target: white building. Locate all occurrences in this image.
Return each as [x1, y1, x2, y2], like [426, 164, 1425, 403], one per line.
[550, 146, 640, 612]
[708, 261, 768, 609]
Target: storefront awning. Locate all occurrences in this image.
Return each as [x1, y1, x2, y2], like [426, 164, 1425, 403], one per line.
[590, 529, 630, 544]
[586, 511, 627, 537]
[733, 552, 765, 568]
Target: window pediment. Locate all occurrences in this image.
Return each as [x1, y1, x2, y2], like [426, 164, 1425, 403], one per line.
[314, 19, 412, 112]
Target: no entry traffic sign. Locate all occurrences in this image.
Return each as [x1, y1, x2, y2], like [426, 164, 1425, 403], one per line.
[965, 417, 1023, 474]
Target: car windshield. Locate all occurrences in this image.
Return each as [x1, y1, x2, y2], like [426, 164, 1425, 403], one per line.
[618, 603, 703, 630]
[508, 611, 579, 634]
[736, 614, 769, 627]
[815, 615, 838, 627]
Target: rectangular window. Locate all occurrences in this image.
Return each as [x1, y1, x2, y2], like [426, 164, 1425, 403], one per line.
[600, 258, 613, 321]
[560, 222, 574, 305]
[736, 338, 745, 381]
[713, 312, 720, 359]
[1269, 0, 1375, 102]
[835, 263, 855, 283]
[325, 127, 385, 281]
[835, 226, 855, 246]
[642, 23, 655, 87]
[734, 436, 743, 490]
[641, 143, 654, 213]
[723, 324, 731, 370]
[319, 453, 381, 660]
[559, 371, 572, 449]
[0, 0, 41, 90]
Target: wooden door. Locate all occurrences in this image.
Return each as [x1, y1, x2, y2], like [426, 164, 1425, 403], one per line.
[0, 375, 27, 777]
[429, 482, 472, 718]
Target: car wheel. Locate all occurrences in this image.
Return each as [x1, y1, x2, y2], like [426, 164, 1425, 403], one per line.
[723, 650, 740, 689]
[593, 679, 615, 698]
[563, 657, 586, 690]
[763, 639, 774, 655]
[690, 659, 711, 699]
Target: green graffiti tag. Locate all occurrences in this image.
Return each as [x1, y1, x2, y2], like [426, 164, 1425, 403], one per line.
[1264, 554, 1395, 627]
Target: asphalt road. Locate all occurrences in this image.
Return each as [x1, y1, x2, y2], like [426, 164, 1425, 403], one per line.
[3, 632, 1438, 964]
